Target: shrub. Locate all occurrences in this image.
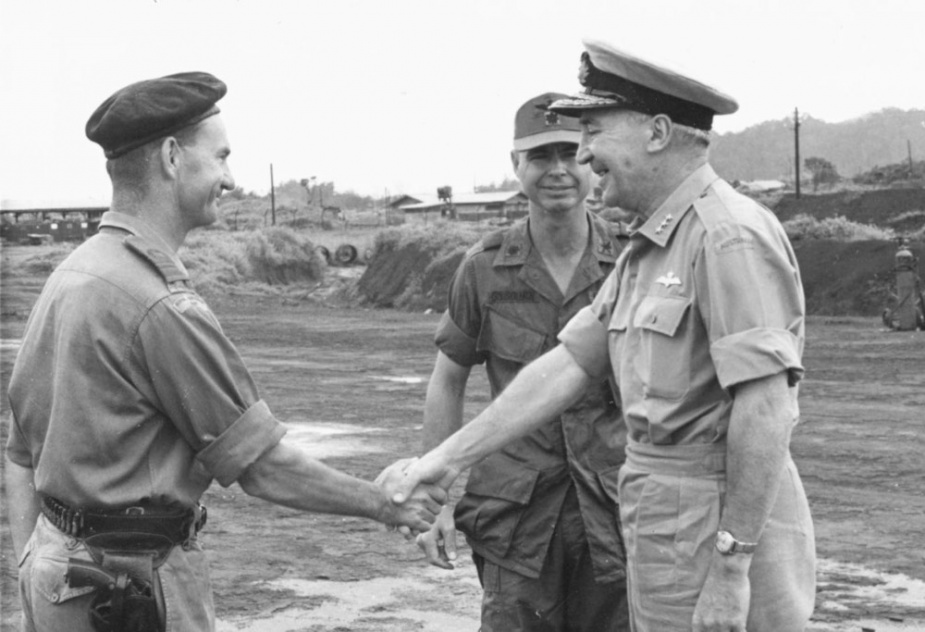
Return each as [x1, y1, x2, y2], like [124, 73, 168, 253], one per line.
[372, 221, 484, 255]
[245, 227, 325, 285]
[783, 214, 896, 242]
[181, 227, 324, 294]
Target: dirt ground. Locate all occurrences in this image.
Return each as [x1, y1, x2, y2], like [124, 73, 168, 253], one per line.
[1, 244, 924, 632]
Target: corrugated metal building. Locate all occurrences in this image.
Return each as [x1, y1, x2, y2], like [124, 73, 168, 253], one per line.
[0, 207, 107, 243]
[399, 191, 527, 224]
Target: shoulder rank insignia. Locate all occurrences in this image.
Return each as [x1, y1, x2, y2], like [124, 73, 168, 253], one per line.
[124, 236, 188, 284]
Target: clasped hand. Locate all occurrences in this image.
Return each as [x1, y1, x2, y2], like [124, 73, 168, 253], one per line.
[374, 458, 448, 533]
[374, 455, 459, 537]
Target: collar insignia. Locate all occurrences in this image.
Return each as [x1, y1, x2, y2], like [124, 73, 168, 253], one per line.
[656, 271, 682, 288]
[654, 213, 674, 235]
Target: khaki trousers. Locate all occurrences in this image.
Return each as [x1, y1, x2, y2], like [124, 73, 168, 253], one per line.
[619, 441, 816, 632]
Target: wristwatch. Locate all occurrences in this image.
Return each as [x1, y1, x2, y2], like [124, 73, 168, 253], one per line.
[715, 530, 758, 555]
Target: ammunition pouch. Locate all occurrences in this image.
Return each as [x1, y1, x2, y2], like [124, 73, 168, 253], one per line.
[43, 496, 206, 632]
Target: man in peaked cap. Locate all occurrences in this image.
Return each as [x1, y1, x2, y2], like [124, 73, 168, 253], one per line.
[392, 40, 816, 632]
[415, 92, 628, 631]
[5, 72, 445, 632]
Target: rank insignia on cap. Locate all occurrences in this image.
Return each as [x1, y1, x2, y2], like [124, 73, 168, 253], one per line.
[514, 92, 581, 151]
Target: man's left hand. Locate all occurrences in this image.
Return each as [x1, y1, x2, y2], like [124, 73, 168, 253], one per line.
[692, 556, 751, 632]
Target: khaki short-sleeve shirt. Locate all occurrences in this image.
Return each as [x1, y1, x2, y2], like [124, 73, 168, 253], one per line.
[559, 165, 804, 445]
[6, 211, 286, 509]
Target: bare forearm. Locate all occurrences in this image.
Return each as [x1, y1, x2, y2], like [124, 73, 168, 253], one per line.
[238, 440, 386, 521]
[693, 374, 797, 630]
[434, 345, 590, 474]
[721, 372, 794, 542]
[6, 458, 40, 560]
[422, 354, 469, 451]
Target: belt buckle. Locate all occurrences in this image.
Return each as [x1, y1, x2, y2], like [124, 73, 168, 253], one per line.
[125, 506, 145, 516]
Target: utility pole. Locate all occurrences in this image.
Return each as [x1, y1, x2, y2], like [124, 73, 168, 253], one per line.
[270, 163, 276, 226]
[793, 108, 801, 199]
[908, 140, 914, 178]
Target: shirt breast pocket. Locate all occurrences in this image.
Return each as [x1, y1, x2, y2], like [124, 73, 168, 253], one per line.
[476, 307, 548, 364]
[633, 294, 692, 399]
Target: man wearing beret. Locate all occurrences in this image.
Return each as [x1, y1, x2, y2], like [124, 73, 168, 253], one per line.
[5, 72, 445, 632]
[394, 39, 816, 632]
[416, 92, 629, 631]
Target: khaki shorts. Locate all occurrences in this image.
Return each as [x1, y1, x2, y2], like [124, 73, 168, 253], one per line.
[619, 441, 815, 632]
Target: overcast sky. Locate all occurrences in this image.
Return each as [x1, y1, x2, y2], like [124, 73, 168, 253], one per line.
[1, 0, 923, 207]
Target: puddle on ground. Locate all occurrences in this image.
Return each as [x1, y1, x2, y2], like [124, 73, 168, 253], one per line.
[215, 558, 925, 632]
[283, 422, 384, 459]
[369, 376, 426, 385]
[216, 566, 482, 632]
[817, 558, 925, 609]
[812, 558, 925, 630]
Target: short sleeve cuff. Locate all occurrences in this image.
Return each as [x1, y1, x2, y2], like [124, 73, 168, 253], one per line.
[4, 420, 33, 468]
[435, 311, 483, 366]
[711, 328, 804, 390]
[196, 400, 287, 487]
[557, 306, 611, 379]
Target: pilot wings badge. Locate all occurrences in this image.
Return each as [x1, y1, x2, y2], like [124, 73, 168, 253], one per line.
[655, 271, 682, 288]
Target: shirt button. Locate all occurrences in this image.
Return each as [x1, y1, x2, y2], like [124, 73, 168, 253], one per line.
[51, 593, 60, 603]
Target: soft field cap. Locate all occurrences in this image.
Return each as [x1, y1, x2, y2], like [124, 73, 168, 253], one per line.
[86, 71, 227, 159]
[514, 92, 581, 151]
[549, 39, 738, 130]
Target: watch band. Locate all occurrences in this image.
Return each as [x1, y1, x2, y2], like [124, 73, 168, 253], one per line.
[715, 530, 758, 555]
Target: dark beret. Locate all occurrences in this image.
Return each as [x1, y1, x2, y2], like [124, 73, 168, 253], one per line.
[86, 71, 227, 159]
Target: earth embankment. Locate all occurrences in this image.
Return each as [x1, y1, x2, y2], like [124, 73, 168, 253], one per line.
[773, 187, 925, 233]
[357, 227, 923, 318]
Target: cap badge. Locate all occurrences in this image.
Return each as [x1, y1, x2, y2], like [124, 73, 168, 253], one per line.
[578, 53, 591, 86]
[536, 98, 560, 126]
[656, 271, 682, 288]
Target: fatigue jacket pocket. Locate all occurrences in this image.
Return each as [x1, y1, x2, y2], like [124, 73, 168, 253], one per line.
[633, 294, 692, 399]
[455, 453, 541, 558]
[476, 307, 548, 364]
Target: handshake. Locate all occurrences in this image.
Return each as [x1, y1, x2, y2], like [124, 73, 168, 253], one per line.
[373, 453, 459, 534]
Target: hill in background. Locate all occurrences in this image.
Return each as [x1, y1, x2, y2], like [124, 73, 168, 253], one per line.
[712, 108, 925, 183]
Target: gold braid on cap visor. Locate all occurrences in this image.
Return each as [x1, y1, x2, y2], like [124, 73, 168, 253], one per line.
[578, 52, 714, 131]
